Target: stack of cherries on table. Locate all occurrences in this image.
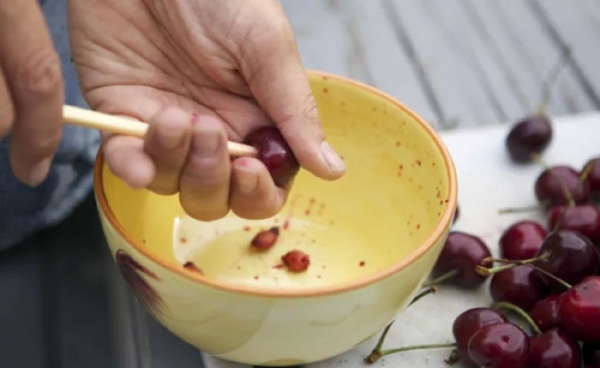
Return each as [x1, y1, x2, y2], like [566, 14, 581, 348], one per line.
[364, 110, 600, 366]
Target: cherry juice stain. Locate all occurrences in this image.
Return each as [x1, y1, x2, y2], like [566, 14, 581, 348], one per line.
[115, 250, 164, 315]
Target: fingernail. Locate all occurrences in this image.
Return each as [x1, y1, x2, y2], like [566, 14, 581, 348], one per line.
[235, 160, 259, 194]
[28, 158, 52, 186]
[157, 125, 186, 149]
[320, 141, 346, 172]
[192, 118, 221, 158]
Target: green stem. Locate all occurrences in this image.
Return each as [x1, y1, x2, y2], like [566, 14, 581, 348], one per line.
[537, 44, 572, 114]
[380, 342, 457, 357]
[491, 301, 542, 335]
[410, 286, 438, 306]
[423, 270, 459, 288]
[497, 204, 542, 215]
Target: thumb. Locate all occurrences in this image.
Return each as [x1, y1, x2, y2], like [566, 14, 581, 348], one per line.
[240, 18, 346, 180]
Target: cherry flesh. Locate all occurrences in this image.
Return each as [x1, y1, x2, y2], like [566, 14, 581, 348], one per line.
[452, 308, 508, 366]
[534, 165, 591, 207]
[558, 276, 600, 342]
[528, 328, 582, 368]
[534, 230, 600, 291]
[505, 114, 553, 163]
[489, 265, 548, 310]
[548, 204, 600, 243]
[499, 220, 547, 261]
[430, 231, 492, 288]
[584, 157, 600, 196]
[583, 342, 600, 368]
[243, 126, 300, 187]
[529, 295, 562, 332]
[281, 250, 310, 272]
[467, 322, 530, 368]
[250, 227, 280, 250]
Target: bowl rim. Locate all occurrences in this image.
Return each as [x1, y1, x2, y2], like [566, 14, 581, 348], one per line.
[94, 70, 458, 298]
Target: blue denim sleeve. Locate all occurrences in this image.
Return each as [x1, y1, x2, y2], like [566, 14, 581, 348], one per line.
[0, 0, 101, 250]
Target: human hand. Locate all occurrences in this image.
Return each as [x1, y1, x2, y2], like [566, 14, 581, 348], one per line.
[68, 0, 346, 221]
[0, 1, 65, 186]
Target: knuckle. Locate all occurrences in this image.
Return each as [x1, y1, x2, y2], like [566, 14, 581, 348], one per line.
[17, 49, 62, 100]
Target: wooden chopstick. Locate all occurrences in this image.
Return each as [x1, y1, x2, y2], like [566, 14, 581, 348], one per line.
[62, 105, 258, 157]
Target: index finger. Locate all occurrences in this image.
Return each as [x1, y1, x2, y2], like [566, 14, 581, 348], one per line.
[0, 0, 64, 186]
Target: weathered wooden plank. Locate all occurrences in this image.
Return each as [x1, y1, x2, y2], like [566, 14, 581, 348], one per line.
[528, 0, 600, 108]
[281, 0, 438, 127]
[463, 0, 597, 117]
[385, 0, 502, 127]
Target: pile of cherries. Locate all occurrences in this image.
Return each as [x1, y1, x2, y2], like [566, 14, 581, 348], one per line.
[365, 95, 600, 366]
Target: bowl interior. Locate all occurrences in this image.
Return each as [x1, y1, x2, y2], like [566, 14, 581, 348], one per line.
[97, 72, 454, 293]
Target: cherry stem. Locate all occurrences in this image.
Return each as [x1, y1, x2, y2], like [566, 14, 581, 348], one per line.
[481, 256, 573, 289]
[491, 301, 542, 335]
[365, 286, 438, 364]
[475, 253, 550, 276]
[364, 342, 457, 364]
[423, 269, 459, 288]
[531, 153, 549, 169]
[497, 204, 543, 215]
[537, 43, 572, 114]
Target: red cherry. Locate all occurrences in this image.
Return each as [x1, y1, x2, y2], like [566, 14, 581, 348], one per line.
[505, 114, 552, 163]
[548, 204, 600, 243]
[467, 322, 530, 368]
[243, 126, 300, 187]
[534, 230, 600, 291]
[529, 295, 562, 332]
[430, 231, 492, 288]
[528, 328, 581, 368]
[452, 308, 508, 366]
[583, 157, 600, 196]
[489, 265, 548, 310]
[583, 342, 600, 368]
[499, 220, 547, 261]
[534, 165, 591, 207]
[558, 276, 600, 342]
[281, 250, 310, 272]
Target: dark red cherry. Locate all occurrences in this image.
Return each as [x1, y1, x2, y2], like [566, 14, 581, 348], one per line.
[452, 308, 508, 366]
[529, 295, 562, 332]
[499, 220, 547, 261]
[558, 276, 600, 342]
[528, 328, 581, 368]
[583, 342, 600, 368]
[505, 114, 552, 163]
[583, 157, 600, 196]
[430, 231, 492, 288]
[534, 230, 600, 291]
[489, 265, 548, 310]
[534, 165, 591, 207]
[467, 322, 530, 368]
[548, 204, 600, 243]
[243, 126, 300, 187]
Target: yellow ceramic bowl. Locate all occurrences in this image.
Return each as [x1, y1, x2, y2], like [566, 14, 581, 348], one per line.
[94, 71, 457, 366]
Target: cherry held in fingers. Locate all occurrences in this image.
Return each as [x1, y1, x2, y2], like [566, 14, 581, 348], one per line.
[452, 308, 508, 365]
[499, 220, 547, 260]
[489, 265, 548, 310]
[529, 295, 562, 332]
[243, 126, 300, 188]
[467, 322, 530, 368]
[528, 328, 582, 368]
[548, 204, 600, 243]
[558, 275, 600, 342]
[534, 165, 591, 207]
[583, 342, 600, 368]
